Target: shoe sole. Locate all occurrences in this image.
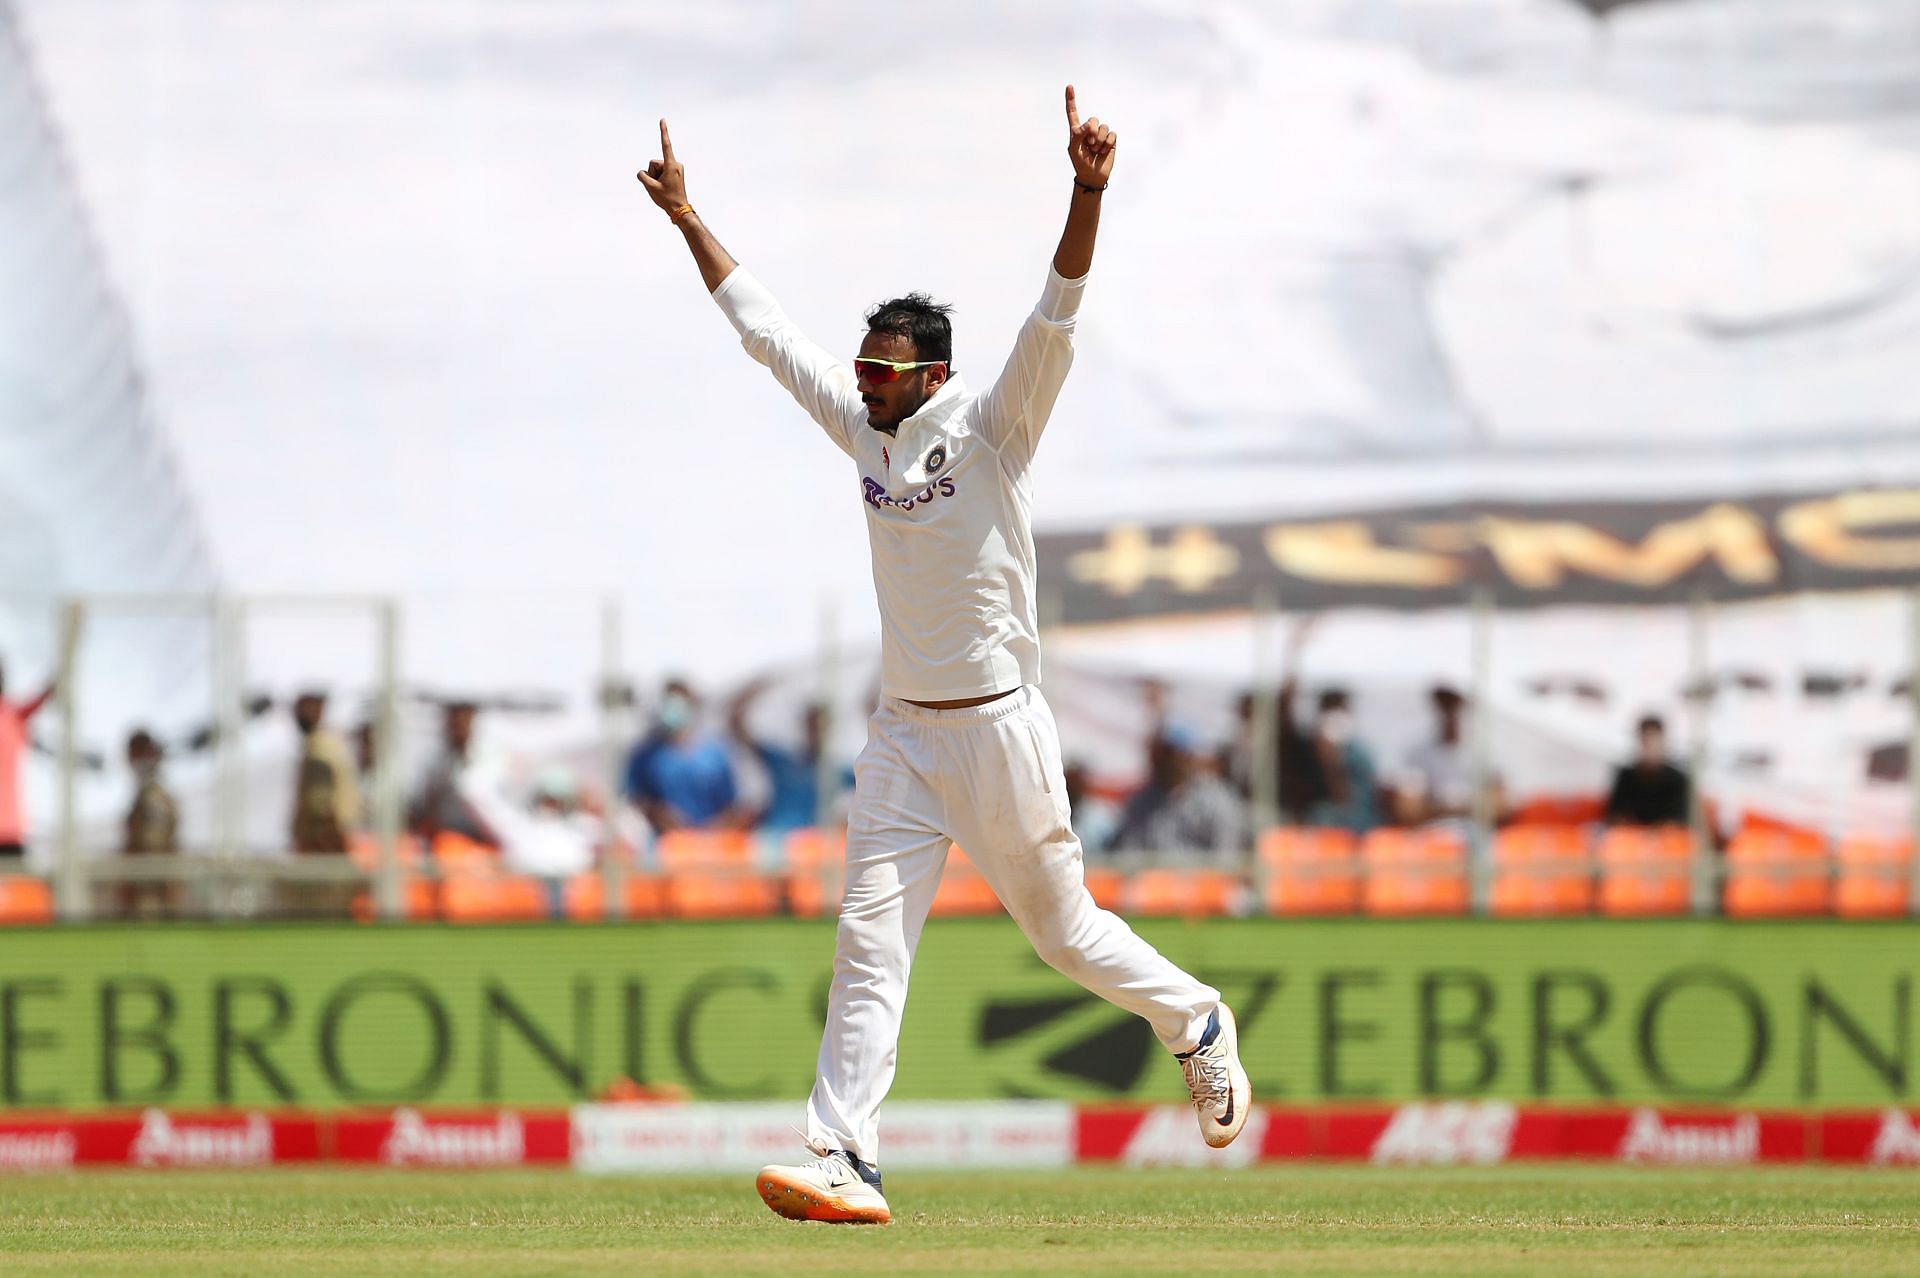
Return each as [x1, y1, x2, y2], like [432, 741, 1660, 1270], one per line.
[1201, 1002, 1253, 1149]
[756, 1168, 892, 1224]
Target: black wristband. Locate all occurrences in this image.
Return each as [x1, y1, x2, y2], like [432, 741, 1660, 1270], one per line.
[1074, 178, 1108, 195]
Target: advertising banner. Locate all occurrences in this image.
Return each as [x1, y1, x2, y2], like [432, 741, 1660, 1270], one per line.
[0, 920, 1913, 1111]
[1034, 486, 1920, 619]
[572, 1101, 1075, 1174]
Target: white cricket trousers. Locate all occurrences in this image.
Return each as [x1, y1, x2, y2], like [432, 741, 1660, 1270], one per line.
[806, 686, 1220, 1164]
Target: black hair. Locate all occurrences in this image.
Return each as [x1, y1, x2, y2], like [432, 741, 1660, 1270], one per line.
[1638, 714, 1665, 735]
[1318, 688, 1351, 713]
[865, 293, 953, 366]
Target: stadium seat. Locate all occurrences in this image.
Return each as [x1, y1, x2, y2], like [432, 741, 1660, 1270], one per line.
[1083, 867, 1126, 911]
[1596, 825, 1693, 917]
[351, 876, 439, 923]
[1833, 835, 1912, 919]
[1360, 828, 1468, 916]
[1724, 828, 1830, 918]
[1508, 794, 1606, 826]
[655, 829, 757, 871]
[0, 876, 53, 925]
[931, 847, 1003, 917]
[1259, 827, 1359, 916]
[782, 829, 845, 918]
[1121, 868, 1240, 918]
[562, 871, 667, 921]
[346, 833, 425, 870]
[1489, 824, 1593, 917]
[441, 873, 550, 923]
[430, 832, 499, 871]
[665, 871, 780, 919]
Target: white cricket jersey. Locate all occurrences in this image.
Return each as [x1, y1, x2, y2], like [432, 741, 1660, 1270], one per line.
[712, 263, 1085, 701]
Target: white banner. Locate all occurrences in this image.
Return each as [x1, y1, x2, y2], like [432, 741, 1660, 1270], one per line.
[571, 1101, 1075, 1174]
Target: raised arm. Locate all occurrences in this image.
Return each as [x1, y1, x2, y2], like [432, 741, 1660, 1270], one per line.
[1054, 85, 1116, 279]
[635, 119, 863, 453]
[976, 86, 1119, 460]
[636, 119, 737, 292]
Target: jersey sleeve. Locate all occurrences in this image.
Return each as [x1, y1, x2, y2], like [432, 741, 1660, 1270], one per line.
[973, 266, 1086, 464]
[711, 266, 863, 457]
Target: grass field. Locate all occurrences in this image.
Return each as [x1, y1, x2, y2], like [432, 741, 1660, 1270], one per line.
[0, 1165, 1912, 1277]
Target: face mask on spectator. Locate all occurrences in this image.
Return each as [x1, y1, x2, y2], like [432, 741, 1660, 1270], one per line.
[658, 692, 694, 732]
[1319, 710, 1353, 745]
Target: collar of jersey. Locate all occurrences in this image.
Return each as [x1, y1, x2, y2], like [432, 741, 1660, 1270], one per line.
[873, 373, 970, 499]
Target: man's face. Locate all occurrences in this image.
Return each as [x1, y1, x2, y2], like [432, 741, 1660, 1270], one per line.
[856, 331, 942, 433]
[1638, 725, 1666, 766]
[446, 706, 476, 751]
[293, 696, 324, 734]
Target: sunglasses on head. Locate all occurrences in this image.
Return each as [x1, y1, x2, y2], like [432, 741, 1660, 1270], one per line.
[853, 357, 943, 385]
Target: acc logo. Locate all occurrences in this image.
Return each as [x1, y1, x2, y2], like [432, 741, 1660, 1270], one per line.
[923, 446, 946, 475]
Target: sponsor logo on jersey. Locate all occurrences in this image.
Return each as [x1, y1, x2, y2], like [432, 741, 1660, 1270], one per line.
[862, 476, 958, 512]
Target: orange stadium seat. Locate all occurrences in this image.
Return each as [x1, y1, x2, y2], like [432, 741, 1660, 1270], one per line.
[1833, 836, 1912, 920]
[1361, 828, 1468, 916]
[441, 873, 550, 923]
[562, 871, 667, 921]
[1724, 828, 1830, 918]
[1596, 825, 1693, 917]
[931, 847, 1003, 917]
[1508, 794, 1607, 827]
[782, 828, 845, 917]
[347, 833, 425, 871]
[666, 871, 780, 919]
[1083, 867, 1126, 911]
[1260, 827, 1359, 916]
[655, 829, 757, 871]
[351, 876, 439, 923]
[1489, 824, 1593, 917]
[1122, 868, 1240, 918]
[0, 876, 53, 925]
[430, 832, 499, 872]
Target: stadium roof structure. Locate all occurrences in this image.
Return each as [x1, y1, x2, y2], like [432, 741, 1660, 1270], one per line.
[0, 5, 215, 726]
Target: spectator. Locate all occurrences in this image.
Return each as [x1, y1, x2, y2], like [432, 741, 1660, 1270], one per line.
[120, 729, 179, 918]
[410, 700, 499, 847]
[1391, 685, 1505, 826]
[625, 678, 742, 832]
[289, 691, 360, 854]
[727, 678, 848, 835]
[1219, 691, 1258, 800]
[1605, 714, 1691, 826]
[0, 658, 56, 864]
[1110, 725, 1247, 856]
[1279, 682, 1381, 832]
[1063, 758, 1120, 855]
[492, 769, 600, 910]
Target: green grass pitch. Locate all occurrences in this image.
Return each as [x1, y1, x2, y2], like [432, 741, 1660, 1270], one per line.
[0, 1165, 1911, 1276]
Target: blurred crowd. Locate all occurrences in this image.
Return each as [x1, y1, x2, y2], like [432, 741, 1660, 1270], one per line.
[0, 649, 1699, 904]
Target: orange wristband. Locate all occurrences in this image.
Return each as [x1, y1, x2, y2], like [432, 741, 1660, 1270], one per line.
[669, 203, 694, 224]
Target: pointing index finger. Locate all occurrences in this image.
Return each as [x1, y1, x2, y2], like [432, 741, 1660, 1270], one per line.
[1064, 84, 1079, 131]
[659, 118, 674, 161]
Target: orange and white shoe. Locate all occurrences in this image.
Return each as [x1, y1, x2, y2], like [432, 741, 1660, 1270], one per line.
[756, 1138, 891, 1224]
[1178, 1003, 1251, 1148]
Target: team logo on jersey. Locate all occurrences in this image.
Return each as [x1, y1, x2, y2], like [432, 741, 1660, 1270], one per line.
[923, 446, 946, 475]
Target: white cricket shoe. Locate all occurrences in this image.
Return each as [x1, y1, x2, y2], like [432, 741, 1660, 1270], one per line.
[755, 1138, 892, 1225]
[1178, 1003, 1251, 1148]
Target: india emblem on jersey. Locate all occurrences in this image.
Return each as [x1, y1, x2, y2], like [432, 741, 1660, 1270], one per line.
[923, 445, 947, 475]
